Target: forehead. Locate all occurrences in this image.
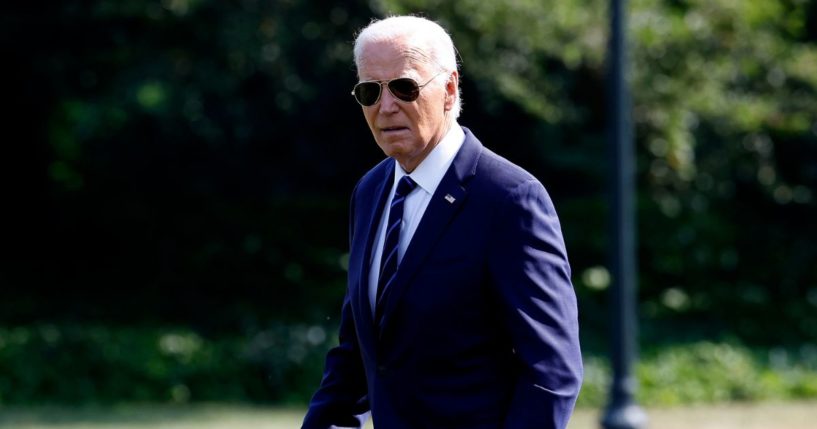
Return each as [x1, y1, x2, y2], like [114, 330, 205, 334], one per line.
[357, 38, 433, 81]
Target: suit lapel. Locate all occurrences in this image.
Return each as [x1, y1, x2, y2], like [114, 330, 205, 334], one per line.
[354, 160, 395, 346]
[378, 129, 482, 336]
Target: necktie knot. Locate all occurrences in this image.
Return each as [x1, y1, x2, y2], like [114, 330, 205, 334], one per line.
[395, 176, 418, 198]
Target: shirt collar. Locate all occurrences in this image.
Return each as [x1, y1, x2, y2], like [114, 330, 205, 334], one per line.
[394, 124, 465, 196]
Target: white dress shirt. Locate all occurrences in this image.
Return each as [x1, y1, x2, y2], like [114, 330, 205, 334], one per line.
[368, 124, 466, 314]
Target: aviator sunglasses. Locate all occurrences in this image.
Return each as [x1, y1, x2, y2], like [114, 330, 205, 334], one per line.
[351, 72, 444, 107]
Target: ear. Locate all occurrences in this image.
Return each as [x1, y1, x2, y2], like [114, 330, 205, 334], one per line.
[443, 71, 459, 111]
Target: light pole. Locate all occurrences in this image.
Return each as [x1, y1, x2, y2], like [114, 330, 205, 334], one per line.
[601, 0, 647, 428]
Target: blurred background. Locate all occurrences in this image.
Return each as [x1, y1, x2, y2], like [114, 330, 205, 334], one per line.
[2, 0, 817, 423]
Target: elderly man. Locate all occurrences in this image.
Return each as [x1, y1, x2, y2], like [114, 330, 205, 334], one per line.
[302, 15, 582, 429]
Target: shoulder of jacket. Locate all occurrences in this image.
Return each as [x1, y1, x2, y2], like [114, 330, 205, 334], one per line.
[474, 146, 542, 197]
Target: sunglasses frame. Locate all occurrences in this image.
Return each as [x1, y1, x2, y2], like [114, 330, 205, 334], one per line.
[351, 72, 445, 107]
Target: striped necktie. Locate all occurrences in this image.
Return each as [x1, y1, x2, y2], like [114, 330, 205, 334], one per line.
[375, 175, 418, 324]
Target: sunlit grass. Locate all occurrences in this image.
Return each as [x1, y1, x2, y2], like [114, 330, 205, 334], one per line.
[0, 405, 308, 429]
[2, 402, 816, 429]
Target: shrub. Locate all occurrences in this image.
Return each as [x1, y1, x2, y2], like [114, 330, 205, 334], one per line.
[0, 324, 331, 405]
[2, 325, 816, 407]
[581, 341, 817, 407]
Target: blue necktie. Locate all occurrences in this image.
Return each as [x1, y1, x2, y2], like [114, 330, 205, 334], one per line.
[375, 175, 418, 324]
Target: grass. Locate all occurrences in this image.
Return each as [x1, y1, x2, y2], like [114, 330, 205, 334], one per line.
[1, 402, 817, 429]
[0, 405, 306, 429]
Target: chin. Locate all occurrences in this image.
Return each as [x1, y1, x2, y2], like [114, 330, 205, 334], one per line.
[377, 138, 408, 156]
[380, 145, 405, 161]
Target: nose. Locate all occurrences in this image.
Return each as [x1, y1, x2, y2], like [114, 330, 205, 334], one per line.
[378, 83, 399, 114]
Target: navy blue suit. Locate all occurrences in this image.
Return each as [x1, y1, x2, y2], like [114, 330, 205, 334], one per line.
[303, 128, 582, 429]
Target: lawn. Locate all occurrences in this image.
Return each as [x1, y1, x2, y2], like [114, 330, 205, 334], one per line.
[2, 401, 816, 429]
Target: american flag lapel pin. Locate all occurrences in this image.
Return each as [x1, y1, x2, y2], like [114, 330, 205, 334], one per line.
[444, 194, 456, 204]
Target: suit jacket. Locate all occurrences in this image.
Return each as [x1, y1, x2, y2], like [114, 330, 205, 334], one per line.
[303, 128, 582, 429]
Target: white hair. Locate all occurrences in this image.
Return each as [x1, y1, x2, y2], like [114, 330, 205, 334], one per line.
[353, 16, 462, 118]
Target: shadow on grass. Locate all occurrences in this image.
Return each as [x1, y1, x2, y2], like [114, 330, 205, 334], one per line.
[0, 404, 305, 427]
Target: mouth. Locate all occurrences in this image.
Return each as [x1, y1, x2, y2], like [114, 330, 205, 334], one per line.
[381, 126, 409, 134]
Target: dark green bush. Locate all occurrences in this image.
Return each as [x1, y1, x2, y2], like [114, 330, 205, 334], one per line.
[578, 342, 817, 407]
[0, 325, 331, 405]
[2, 325, 817, 407]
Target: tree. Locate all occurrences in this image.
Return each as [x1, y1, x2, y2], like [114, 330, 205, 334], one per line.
[375, 0, 817, 344]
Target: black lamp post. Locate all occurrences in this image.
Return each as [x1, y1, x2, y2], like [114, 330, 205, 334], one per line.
[601, 0, 647, 428]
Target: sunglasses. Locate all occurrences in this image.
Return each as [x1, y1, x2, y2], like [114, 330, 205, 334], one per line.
[351, 72, 444, 107]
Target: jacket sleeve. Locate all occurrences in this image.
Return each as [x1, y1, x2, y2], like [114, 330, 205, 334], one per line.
[302, 185, 370, 429]
[488, 179, 583, 429]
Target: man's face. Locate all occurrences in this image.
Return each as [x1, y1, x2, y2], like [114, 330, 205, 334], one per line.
[356, 38, 456, 172]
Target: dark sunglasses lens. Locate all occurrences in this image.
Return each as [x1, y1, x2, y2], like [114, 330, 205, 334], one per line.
[388, 78, 420, 102]
[354, 82, 381, 106]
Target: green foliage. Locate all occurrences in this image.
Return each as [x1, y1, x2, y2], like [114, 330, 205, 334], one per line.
[0, 325, 332, 405]
[2, 326, 816, 407]
[376, 0, 817, 345]
[578, 342, 817, 407]
[5, 0, 817, 407]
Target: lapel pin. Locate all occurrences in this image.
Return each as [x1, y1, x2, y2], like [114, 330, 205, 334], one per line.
[444, 194, 456, 204]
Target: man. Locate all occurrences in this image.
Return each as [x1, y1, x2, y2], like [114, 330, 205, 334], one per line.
[303, 16, 582, 429]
